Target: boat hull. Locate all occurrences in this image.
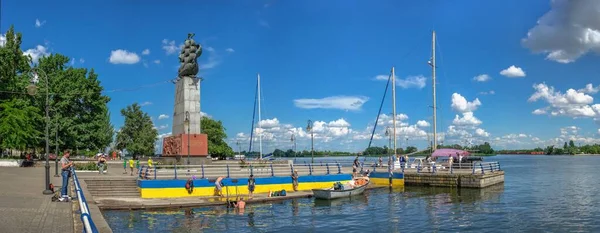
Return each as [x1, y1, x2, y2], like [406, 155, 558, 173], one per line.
[312, 181, 369, 200]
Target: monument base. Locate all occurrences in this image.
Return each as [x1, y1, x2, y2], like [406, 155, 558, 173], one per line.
[162, 134, 209, 157]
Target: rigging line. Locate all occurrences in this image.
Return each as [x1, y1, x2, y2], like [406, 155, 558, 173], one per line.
[362, 70, 392, 168]
[436, 36, 449, 146]
[248, 79, 258, 153]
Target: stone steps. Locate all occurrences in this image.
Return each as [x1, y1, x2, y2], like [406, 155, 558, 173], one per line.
[84, 178, 140, 198]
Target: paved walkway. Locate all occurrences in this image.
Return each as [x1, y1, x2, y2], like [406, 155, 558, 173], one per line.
[0, 166, 73, 233]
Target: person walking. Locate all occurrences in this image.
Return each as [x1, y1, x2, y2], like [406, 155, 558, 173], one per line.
[129, 157, 135, 176]
[59, 151, 74, 201]
[97, 155, 107, 175]
[123, 158, 128, 174]
[135, 157, 140, 174]
[147, 157, 154, 177]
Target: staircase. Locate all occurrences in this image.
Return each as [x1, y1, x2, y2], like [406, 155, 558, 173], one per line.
[84, 178, 140, 198]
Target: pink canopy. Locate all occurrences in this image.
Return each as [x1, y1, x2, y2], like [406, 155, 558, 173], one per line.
[431, 149, 470, 159]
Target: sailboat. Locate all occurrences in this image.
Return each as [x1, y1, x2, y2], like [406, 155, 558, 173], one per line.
[367, 67, 405, 187]
[367, 31, 439, 187]
[247, 73, 264, 160]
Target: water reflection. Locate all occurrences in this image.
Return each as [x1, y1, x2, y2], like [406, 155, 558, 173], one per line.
[104, 155, 600, 232]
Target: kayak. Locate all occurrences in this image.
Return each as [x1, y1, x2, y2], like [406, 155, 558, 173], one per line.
[312, 177, 370, 200]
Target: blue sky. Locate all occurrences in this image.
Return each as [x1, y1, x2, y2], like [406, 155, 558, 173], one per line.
[3, 0, 600, 153]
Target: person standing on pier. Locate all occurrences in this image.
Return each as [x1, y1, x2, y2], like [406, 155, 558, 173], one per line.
[291, 170, 299, 191]
[248, 174, 256, 199]
[129, 157, 135, 176]
[59, 151, 74, 201]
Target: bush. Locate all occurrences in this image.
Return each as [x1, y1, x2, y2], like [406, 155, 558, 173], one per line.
[74, 162, 107, 171]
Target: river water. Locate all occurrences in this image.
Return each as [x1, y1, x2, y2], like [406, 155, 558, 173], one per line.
[103, 155, 600, 232]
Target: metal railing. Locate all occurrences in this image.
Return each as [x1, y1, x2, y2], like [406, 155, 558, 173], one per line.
[71, 168, 99, 233]
[395, 161, 502, 175]
[137, 162, 345, 180]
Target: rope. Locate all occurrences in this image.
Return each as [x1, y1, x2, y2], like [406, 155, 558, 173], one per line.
[362, 71, 392, 169]
[248, 80, 258, 153]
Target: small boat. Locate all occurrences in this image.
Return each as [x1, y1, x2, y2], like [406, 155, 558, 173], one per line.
[312, 177, 370, 200]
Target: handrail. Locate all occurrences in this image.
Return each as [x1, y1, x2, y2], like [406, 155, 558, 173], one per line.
[71, 168, 99, 233]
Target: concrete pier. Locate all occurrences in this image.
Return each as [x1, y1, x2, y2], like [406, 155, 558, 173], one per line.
[404, 170, 505, 188]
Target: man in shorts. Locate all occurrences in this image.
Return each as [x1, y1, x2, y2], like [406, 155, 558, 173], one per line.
[248, 174, 256, 199]
[215, 176, 224, 197]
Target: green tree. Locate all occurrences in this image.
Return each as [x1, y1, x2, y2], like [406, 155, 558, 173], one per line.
[569, 140, 575, 148]
[273, 149, 285, 157]
[405, 146, 417, 153]
[201, 117, 234, 158]
[116, 103, 157, 156]
[563, 142, 568, 150]
[0, 100, 40, 150]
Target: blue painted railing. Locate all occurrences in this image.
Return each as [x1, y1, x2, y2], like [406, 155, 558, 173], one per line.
[143, 163, 344, 180]
[71, 169, 99, 233]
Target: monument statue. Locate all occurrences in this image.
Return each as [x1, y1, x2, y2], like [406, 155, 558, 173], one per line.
[178, 33, 202, 78]
[163, 33, 209, 160]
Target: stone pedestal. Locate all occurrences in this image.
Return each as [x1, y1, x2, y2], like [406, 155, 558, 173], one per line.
[162, 134, 208, 157]
[172, 76, 202, 135]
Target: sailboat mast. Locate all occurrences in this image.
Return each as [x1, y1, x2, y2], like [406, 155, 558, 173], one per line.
[258, 73, 263, 159]
[431, 31, 438, 151]
[391, 67, 397, 159]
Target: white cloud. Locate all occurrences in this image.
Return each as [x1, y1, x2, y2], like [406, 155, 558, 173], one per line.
[225, 48, 235, 53]
[397, 75, 427, 89]
[258, 118, 280, 128]
[294, 96, 369, 111]
[374, 74, 426, 89]
[200, 112, 211, 118]
[479, 90, 495, 95]
[522, 0, 600, 63]
[452, 112, 482, 127]
[200, 46, 220, 69]
[451, 93, 481, 113]
[153, 60, 160, 64]
[475, 128, 490, 137]
[79, 58, 85, 63]
[154, 124, 169, 130]
[578, 84, 600, 94]
[532, 109, 547, 115]
[500, 65, 526, 78]
[158, 132, 172, 139]
[142, 49, 150, 55]
[35, 19, 46, 28]
[140, 101, 152, 106]
[109, 49, 140, 64]
[416, 120, 430, 128]
[529, 83, 600, 118]
[24, 45, 50, 63]
[158, 114, 169, 120]
[473, 74, 491, 82]
[0, 34, 6, 47]
[162, 39, 182, 55]
[70, 58, 75, 65]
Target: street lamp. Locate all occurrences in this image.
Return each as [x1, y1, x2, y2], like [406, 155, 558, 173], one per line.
[184, 111, 190, 165]
[28, 68, 53, 195]
[54, 123, 59, 177]
[306, 120, 314, 164]
[290, 133, 296, 158]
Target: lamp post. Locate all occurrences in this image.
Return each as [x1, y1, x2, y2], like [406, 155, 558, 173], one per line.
[184, 111, 190, 165]
[290, 133, 296, 158]
[54, 123, 59, 177]
[28, 68, 53, 195]
[306, 120, 314, 164]
[236, 140, 241, 155]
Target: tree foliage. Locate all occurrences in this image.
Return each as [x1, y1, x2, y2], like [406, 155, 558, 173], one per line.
[201, 117, 234, 158]
[0, 26, 113, 155]
[116, 103, 157, 156]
